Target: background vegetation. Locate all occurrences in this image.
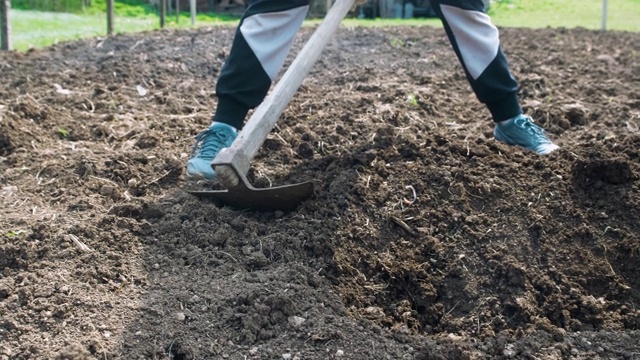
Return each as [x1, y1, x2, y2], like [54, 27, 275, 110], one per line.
[5, 0, 640, 52]
[11, 0, 87, 12]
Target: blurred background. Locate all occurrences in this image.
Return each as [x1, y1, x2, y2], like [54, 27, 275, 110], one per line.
[1, 0, 638, 52]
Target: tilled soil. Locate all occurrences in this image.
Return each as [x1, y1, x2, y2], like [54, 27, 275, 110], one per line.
[0, 25, 639, 359]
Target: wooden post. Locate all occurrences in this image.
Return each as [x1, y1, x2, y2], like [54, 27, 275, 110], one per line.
[1, 0, 11, 50]
[175, 0, 180, 24]
[190, 0, 196, 25]
[160, 0, 166, 28]
[601, 0, 608, 31]
[106, 0, 114, 35]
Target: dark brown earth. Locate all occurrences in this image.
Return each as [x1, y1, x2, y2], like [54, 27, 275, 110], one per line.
[1, 24, 639, 359]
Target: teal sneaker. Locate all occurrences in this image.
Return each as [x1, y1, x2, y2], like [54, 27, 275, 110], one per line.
[186, 122, 238, 180]
[494, 115, 559, 155]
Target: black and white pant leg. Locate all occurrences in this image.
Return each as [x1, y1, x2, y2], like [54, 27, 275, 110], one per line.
[429, 0, 522, 121]
[214, 0, 310, 129]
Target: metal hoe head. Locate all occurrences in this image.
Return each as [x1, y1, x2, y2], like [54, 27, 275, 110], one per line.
[189, 163, 314, 211]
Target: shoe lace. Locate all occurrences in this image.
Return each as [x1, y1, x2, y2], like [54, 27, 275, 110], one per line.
[190, 128, 232, 159]
[515, 116, 549, 142]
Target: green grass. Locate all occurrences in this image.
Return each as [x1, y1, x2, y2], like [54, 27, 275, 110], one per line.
[10, 8, 240, 51]
[340, 0, 640, 31]
[6, 0, 640, 51]
[12, 10, 156, 49]
[487, 0, 640, 31]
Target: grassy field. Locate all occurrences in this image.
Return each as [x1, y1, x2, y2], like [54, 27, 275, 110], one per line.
[10, 9, 234, 50]
[5, 0, 640, 51]
[487, 0, 640, 31]
[11, 10, 155, 49]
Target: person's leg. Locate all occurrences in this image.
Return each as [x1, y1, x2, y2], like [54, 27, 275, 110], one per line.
[187, 0, 310, 179]
[429, 0, 519, 121]
[429, 0, 558, 154]
[215, 0, 310, 130]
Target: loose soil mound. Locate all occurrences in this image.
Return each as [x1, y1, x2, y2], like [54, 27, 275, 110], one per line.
[1, 25, 639, 359]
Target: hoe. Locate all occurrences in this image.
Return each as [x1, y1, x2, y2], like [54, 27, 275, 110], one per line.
[190, 0, 356, 211]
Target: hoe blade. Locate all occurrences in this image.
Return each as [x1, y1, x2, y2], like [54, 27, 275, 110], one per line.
[189, 171, 314, 211]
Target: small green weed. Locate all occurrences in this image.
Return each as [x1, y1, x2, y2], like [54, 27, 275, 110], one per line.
[58, 128, 70, 138]
[407, 94, 418, 106]
[6, 230, 26, 238]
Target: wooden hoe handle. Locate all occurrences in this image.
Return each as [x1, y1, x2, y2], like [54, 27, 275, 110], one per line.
[213, 0, 357, 187]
